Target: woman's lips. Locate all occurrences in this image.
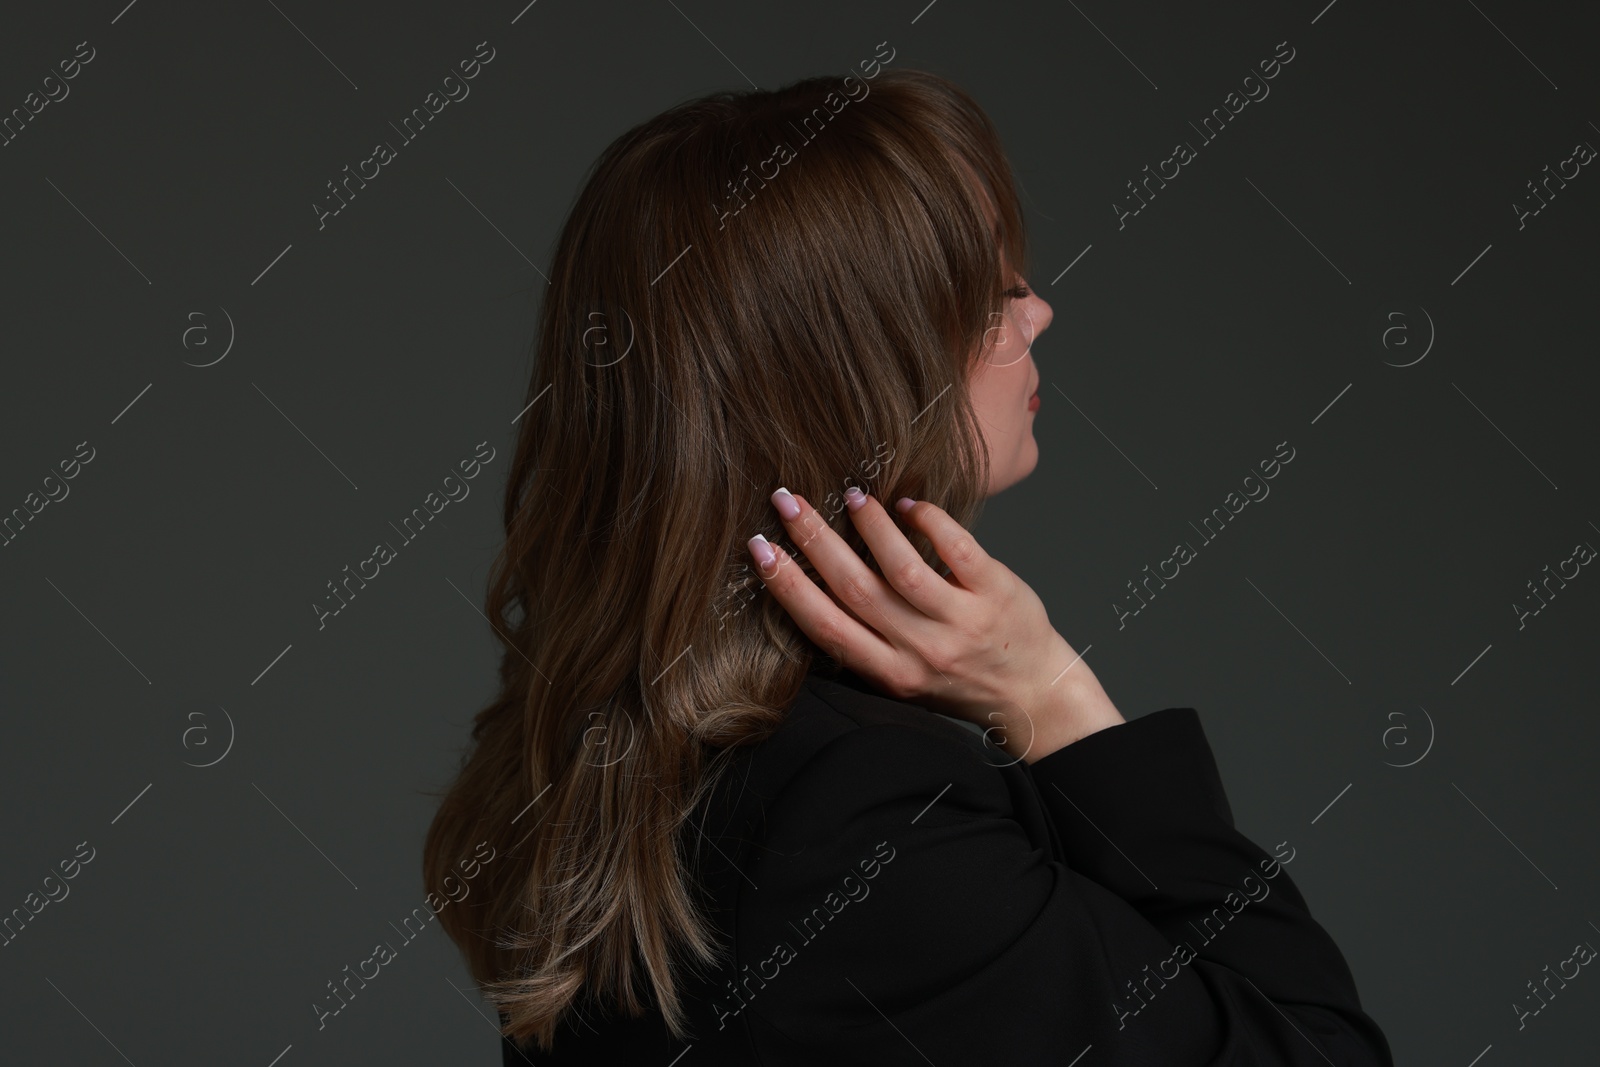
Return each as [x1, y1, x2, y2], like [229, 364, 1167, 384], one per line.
[1027, 391, 1040, 412]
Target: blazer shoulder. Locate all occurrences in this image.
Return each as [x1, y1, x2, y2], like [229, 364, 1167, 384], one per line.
[799, 673, 992, 746]
[786, 675, 1006, 780]
[753, 675, 1026, 827]
[704, 675, 1005, 838]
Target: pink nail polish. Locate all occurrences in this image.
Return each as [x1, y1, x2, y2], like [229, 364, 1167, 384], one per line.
[771, 487, 800, 520]
[747, 534, 776, 572]
[895, 497, 915, 514]
[845, 487, 866, 511]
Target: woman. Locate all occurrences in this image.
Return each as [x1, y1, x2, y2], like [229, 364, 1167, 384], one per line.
[421, 66, 1395, 1064]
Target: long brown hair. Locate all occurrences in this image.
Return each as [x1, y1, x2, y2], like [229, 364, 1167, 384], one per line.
[421, 64, 1031, 1051]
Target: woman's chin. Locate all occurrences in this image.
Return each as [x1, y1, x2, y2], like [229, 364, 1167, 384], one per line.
[986, 441, 1040, 496]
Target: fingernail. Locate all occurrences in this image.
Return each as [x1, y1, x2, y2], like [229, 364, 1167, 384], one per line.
[844, 487, 866, 511]
[747, 533, 776, 574]
[771, 486, 800, 521]
[895, 497, 915, 514]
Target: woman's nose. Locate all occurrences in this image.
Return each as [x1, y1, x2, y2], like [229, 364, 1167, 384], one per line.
[1031, 294, 1053, 333]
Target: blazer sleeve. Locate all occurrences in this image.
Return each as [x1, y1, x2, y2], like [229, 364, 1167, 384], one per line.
[728, 708, 1394, 1066]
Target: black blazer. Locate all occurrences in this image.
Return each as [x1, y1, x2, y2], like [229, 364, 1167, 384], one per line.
[501, 664, 1394, 1065]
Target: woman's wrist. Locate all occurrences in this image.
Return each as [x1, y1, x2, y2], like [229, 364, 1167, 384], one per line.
[1008, 642, 1126, 763]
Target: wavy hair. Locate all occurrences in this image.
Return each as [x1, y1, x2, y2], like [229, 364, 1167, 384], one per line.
[421, 65, 1031, 1051]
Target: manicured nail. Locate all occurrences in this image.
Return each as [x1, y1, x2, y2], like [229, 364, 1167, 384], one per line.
[747, 533, 776, 574]
[844, 487, 866, 511]
[771, 486, 800, 520]
[894, 497, 916, 514]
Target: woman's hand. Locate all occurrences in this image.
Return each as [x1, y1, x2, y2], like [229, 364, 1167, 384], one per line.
[746, 488, 1124, 763]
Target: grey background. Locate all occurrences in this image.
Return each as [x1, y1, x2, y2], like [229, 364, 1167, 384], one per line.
[2, 0, 1595, 1063]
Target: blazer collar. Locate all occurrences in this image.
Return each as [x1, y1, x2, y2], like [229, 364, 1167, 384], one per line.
[804, 658, 878, 698]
